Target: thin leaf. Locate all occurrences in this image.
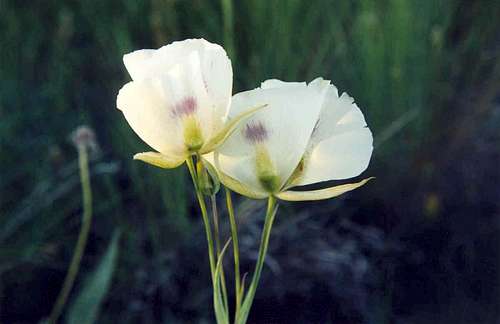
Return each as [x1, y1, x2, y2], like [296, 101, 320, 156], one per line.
[238, 272, 248, 306]
[67, 230, 121, 324]
[213, 238, 232, 324]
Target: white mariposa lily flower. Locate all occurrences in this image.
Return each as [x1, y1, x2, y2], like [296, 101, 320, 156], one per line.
[209, 78, 374, 201]
[117, 38, 261, 168]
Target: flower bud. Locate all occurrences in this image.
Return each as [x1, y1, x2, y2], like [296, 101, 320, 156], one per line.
[197, 159, 220, 196]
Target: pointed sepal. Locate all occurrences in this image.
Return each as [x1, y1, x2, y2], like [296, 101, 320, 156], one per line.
[276, 177, 374, 201]
[200, 104, 268, 154]
[133, 152, 185, 169]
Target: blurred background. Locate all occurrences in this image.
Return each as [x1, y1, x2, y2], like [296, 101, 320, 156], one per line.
[1, 0, 499, 323]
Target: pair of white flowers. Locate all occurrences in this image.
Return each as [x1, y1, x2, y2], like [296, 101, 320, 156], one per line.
[117, 39, 373, 201]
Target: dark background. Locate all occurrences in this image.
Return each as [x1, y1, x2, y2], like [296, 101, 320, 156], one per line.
[1, 0, 499, 323]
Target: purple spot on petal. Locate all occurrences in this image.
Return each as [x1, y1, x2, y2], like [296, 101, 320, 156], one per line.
[172, 97, 197, 118]
[244, 121, 268, 143]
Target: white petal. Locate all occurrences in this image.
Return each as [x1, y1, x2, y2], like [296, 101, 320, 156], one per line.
[123, 39, 232, 134]
[296, 124, 373, 185]
[123, 49, 158, 81]
[196, 41, 232, 126]
[204, 152, 268, 198]
[201, 103, 268, 154]
[117, 80, 185, 157]
[288, 82, 373, 186]
[216, 83, 326, 191]
[260, 79, 306, 89]
[123, 39, 205, 81]
[163, 39, 232, 124]
[213, 153, 268, 198]
[311, 87, 367, 145]
[157, 51, 217, 141]
[118, 51, 218, 156]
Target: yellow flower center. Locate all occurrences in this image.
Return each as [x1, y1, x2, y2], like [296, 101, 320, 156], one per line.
[255, 144, 280, 193]
[183, 116, 204, 152]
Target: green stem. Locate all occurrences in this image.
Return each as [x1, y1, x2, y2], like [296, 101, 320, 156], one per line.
[48, 145, 93, 324]
[237, 196, 277, 324]
[210, 194, 229, 314]
[186, 157, 216, 283]
[225, 187, 241, 318]
[220, 0, 235, 60]
[211, 195, 222, 254]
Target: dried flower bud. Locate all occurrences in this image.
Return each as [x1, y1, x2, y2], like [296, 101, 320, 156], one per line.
[71, 125, 99, 154]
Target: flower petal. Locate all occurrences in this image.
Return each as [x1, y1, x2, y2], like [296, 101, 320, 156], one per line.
[216, 83, 326, 191]
[118, 49, 224, 156]
[276, 177, 374, 201]
[196, 41, 233, 127]
[296, 127, 373, 185]
[203, 153, 268, 199]
[217, 169, 269, 199]
[116, 80, 185, 157]
[124, 39, 214, 81]
[133, 152, 185, 169]
[312, 87, 368, 144]
[123, 39, 232, 136]
[156, 51, 217, 141]
[292, 85, 373, 186]
[123, 49, 158, 81]
[214, 153, 269, 199]
[260, 79, 306, 89]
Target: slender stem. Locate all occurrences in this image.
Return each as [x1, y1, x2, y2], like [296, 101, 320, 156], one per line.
[211, 195, 222, 255]
[48, 145, 93, 324]
[225, 187, 241, 317]
[237, 196, 277, 324]
[186, 157, 216, 283]
[210, 194, 229, 314]
[220, 0, 235, 61]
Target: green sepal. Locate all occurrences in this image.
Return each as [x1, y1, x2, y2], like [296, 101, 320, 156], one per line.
[197, 158, 221, 196]
[200, 104, 268, 154]
[133, 152, 185, 169]
[276, 177, 374, 201]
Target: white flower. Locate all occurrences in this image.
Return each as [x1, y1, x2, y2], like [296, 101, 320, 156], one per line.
[117, 38, 260, 168]
[209, 78, 373, 201]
